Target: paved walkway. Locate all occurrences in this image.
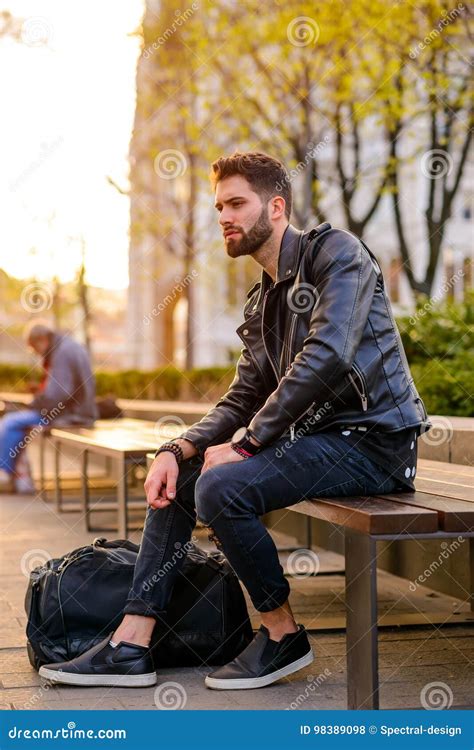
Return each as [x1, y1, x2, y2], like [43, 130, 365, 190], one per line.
[1, 480, 472, 710]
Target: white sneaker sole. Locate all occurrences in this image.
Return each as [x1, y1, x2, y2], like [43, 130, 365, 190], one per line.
[39, 666, 157, 687]
[205, 649, 314, 690]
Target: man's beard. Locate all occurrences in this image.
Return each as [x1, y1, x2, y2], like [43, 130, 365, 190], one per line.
[225, 207, 273, 258]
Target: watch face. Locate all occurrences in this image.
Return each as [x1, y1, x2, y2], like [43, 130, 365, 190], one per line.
[232, 426, 247, 443]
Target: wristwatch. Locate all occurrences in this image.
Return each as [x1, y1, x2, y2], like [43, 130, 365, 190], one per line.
[230, 427, 262, 459]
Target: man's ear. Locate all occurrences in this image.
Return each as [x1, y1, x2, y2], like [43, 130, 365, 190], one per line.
[269, 195, 286, 220]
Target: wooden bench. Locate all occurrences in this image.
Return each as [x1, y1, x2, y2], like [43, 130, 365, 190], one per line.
[48, 418, 184, 537]
[289, 459, 474, 710]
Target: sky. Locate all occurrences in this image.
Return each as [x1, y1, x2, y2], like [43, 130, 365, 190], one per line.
[0, 0, 145, 289]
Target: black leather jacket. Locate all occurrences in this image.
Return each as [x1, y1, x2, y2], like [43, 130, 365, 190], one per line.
[178, 223, 431, 453]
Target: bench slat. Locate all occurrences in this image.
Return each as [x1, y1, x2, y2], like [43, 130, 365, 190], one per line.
[291, 497, 439, 534]
[418, 459, 474, 480]
[378, 492, 474, 532]
[414, 477, 474, 503]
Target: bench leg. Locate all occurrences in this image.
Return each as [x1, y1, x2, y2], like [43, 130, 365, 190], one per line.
[470, 538, 474, 612]
[117, 458, 128, 539]
[39, 436, 46, 501]
[81, 450, 90, 530]
[54, 441, 62, 512]
[345, 529, 379, 710]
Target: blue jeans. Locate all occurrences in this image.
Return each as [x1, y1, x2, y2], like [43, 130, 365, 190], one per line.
[124, 431, 404, 617]
[0, 409, 43, 474]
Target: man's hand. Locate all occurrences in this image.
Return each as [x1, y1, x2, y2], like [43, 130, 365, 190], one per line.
[144, 452, 179, 510]
[201, 443, 246, 474]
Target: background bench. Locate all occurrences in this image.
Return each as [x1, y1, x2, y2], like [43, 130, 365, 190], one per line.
[48, 418, 183, 536]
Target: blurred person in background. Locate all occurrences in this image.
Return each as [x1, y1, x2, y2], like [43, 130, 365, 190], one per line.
[0, 322, 98, 494]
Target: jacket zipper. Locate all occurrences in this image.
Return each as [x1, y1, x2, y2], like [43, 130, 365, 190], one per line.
[285, 312, 300, 442]
[347, 363, 368, 411]
[285, 313, 298, 375]
[261, 285, 280, 382]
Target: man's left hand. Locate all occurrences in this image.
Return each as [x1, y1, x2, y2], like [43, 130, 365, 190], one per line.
[201, 443, 246, 473]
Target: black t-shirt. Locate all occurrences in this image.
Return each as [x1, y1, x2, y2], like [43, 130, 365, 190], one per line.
[336, 425, 420, 491]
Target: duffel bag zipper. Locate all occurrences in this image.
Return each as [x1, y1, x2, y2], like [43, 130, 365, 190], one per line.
[56, 547, 95, 574]
[347, 363, 368, 412]
[57, 551, 94, 659]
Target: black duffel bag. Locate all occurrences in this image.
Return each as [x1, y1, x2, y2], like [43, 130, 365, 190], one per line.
[25, 537, 253, 671]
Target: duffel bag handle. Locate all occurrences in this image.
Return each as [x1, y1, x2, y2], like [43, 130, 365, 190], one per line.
[93, 537, 140, 553]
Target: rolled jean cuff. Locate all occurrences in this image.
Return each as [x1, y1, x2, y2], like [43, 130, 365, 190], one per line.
[253, 580, 291, 613]
[123, 598, 166, 622]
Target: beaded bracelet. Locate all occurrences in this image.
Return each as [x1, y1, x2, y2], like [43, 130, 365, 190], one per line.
[154, 442, 184, 464]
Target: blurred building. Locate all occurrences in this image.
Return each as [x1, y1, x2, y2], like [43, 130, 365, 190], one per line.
[126, 1, 473, 370]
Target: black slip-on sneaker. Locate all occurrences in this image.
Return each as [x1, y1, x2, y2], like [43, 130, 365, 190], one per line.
[205, 623, 313, 690]
[39, 633, 157, 687]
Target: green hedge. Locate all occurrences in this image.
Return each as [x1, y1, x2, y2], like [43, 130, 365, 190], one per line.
[0, 364, 235, 404]
[1, 294, 472, 416]
[397, 291, 473, 417]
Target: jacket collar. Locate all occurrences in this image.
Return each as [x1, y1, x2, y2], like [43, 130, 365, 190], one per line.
[261, 223, 304, 291]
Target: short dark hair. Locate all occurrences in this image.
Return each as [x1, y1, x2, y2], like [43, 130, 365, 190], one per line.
[210, 151, 292, 219]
